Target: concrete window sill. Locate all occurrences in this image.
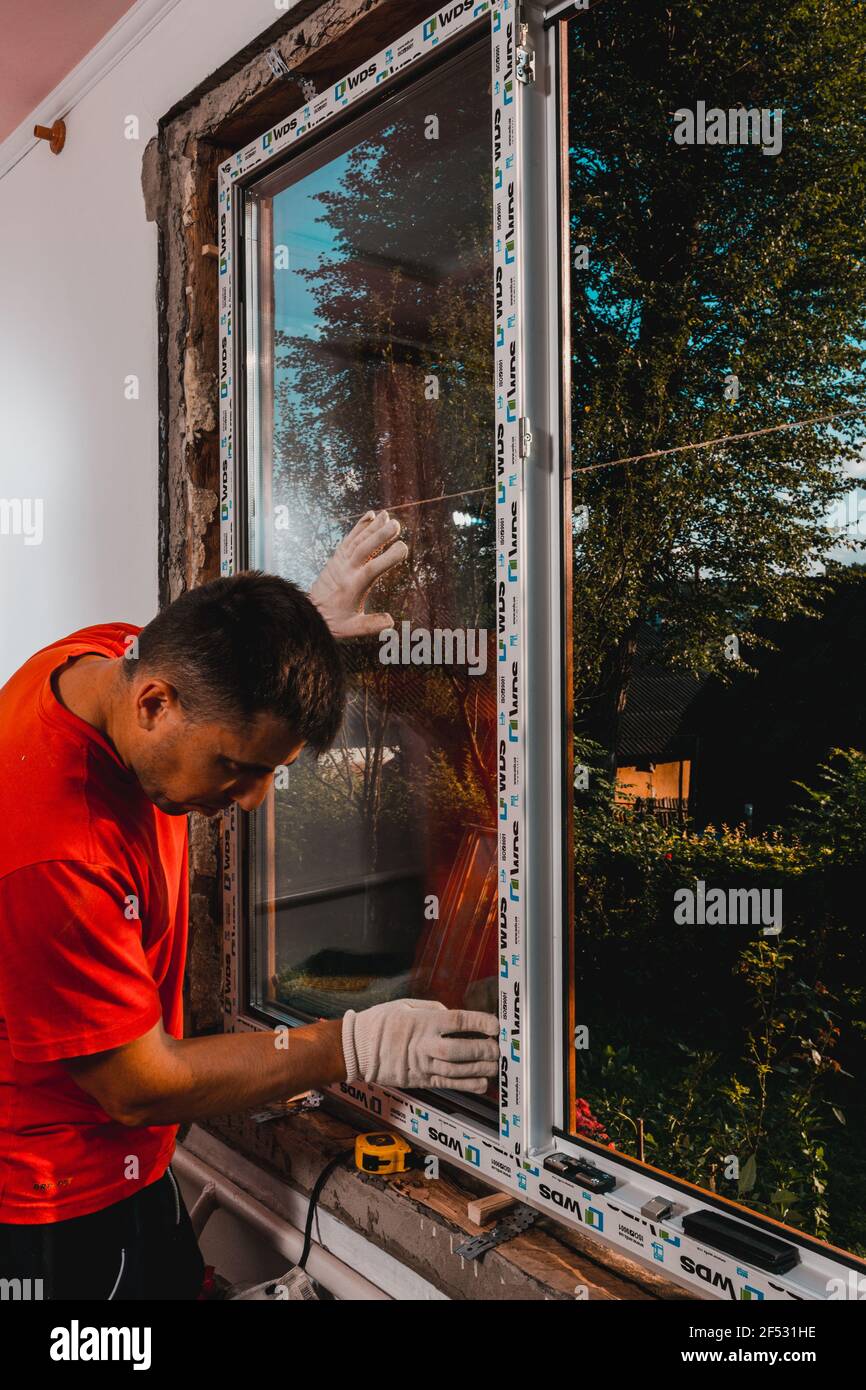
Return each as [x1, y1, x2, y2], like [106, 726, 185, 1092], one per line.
[192, 1102, 695, 1301]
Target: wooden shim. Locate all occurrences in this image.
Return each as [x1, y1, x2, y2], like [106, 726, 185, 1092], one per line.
[467, 1192, 516, 1226]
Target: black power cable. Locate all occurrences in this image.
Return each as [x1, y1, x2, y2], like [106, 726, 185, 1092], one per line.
[298, 1148, 355, 1272]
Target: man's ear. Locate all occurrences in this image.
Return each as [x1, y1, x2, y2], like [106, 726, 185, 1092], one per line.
[135, 678, 181, 731]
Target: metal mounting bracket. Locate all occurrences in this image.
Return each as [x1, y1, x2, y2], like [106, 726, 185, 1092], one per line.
[454, 1205, 538, 1261]
[266, 48, 317, 100]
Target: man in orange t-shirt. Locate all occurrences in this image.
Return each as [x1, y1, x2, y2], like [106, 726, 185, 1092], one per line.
[0, 514, 498, 1299]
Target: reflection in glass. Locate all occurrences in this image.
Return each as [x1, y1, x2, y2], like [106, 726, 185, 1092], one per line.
[566, 3, 864, 470]
[565, 2, 866, 1255]
[245, 41, 498, 1062]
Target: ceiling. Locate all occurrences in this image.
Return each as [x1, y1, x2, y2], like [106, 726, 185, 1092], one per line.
[0, 0, 138, 144]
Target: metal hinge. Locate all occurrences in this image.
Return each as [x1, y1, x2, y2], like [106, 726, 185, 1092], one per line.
[519, 416, 533, 458]
[516, 22, 536, 85]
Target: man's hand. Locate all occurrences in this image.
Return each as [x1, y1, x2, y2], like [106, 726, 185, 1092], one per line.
[309, 510, 408, 639]
[342, 999, 499, 1093]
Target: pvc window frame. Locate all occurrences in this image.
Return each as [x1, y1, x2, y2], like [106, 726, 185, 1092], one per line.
[217, 0, 866, 1300]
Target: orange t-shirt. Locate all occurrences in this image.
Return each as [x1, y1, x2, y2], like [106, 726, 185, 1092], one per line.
[0, 624, 189, 1223]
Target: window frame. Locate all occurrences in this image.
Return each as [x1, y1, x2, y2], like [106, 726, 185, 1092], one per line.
[217, 0, 866, 1299]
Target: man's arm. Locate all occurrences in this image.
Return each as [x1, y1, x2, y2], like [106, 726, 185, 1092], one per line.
[64, 1017, 346, 1127]
[64, 1000, 500, 1125]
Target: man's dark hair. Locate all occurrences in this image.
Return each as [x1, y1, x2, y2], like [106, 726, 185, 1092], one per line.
[126, 572, 346, 752]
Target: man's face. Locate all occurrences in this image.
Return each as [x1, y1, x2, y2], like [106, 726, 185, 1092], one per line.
[125, 675, 306, 817]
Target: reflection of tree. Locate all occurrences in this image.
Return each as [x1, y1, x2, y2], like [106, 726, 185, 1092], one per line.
[271, 46, 496, 871]
[567, 0, 866, 748]
[447, 670, 494, 817]
[358, 675, 389, 867]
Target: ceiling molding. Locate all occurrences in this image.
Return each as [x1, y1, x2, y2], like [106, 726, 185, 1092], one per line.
[0, 0, 183, 183]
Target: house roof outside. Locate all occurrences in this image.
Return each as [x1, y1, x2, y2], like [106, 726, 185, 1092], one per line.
[617, 623, 704, 765]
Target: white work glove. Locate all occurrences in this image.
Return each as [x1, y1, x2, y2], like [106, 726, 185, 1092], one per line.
[342, 999, 499, 1093]
[309, 510, 408, 639]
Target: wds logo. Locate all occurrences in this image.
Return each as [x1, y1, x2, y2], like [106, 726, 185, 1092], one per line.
[272, 118, 298, 142]
[538, 1182, 581, 1215]
[220, 335, 229, 398]
[428, 1128, 480, 1165]
[499, 1055, 509, 1131]
[339, 1081, 382, 1115]
[424, 2, 477, 43]
[497, 579, 506, 658]
[219, 210, 228, 275]
[680, 1255, 737, 1300]
[335, 63, 377, 102]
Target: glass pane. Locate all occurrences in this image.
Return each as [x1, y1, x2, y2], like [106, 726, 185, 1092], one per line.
[245, 40, 498, 1083]
[565, 2, 866, 1257]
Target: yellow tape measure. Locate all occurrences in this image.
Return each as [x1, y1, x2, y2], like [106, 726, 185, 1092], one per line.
[355, 1131, 416, 1174]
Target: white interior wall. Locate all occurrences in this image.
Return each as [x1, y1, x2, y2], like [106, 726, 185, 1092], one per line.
[0, 0, 297, 684]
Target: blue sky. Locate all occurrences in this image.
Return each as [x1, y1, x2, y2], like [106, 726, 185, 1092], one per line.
[272, 151, 351, 345]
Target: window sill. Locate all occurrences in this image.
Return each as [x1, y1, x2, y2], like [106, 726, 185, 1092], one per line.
[194, 1101, 695, 1300]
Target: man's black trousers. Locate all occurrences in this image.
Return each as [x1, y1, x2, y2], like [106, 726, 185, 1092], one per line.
[0, 1167, 205, 1300]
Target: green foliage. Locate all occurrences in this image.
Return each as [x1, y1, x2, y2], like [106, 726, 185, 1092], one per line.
[792, 747, 866, 862]
[424, 747, 490, 827]
[567, 0, 866, 729]
[573, 741, 866, 1253]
